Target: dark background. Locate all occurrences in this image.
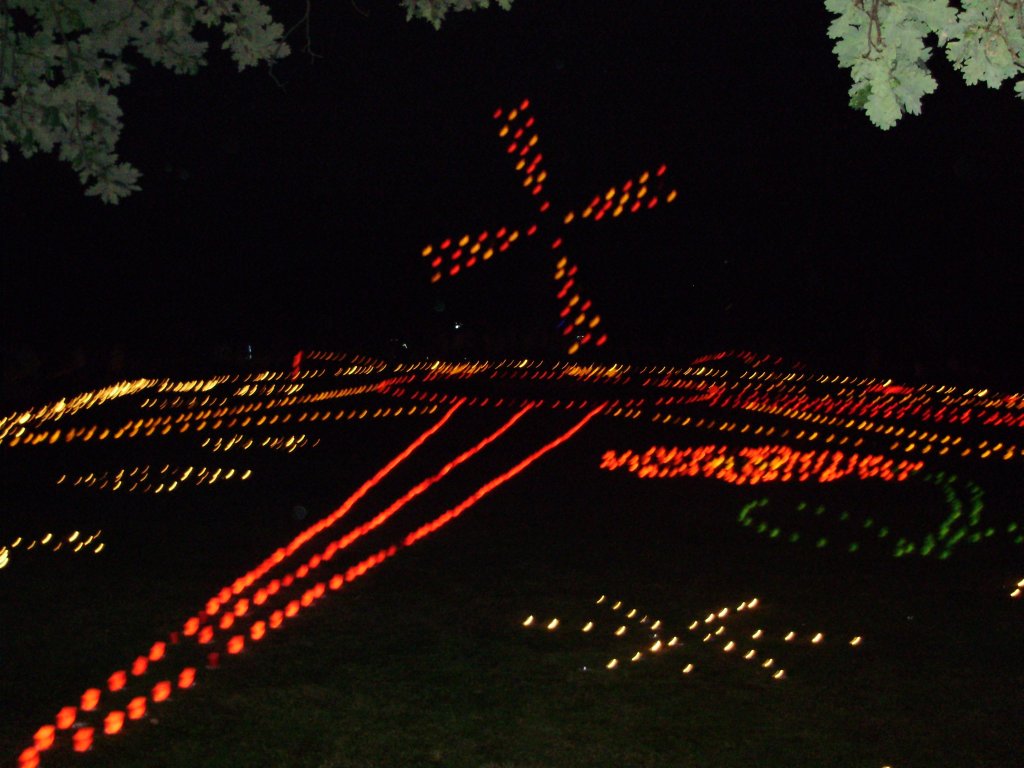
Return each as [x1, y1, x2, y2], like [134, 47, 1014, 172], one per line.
[2, 1, 1022, 387]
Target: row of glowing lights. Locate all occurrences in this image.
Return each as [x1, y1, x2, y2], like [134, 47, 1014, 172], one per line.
[635, 372, 1021, 443]
[616, 407, 1011, 465]
[200, 433, 319, 453]
[673, 372, 1022, 421]
[57, 465, 252, 493]
[600, 445, 925, 485]
[0, 378, 156, 442]
[304, 350, 387, 367]
[139, 381, 379, 416]
[4, 401, 433, 448]
[17, 402, 603, 765]
[379, 386, 1008, 464]
[8, 381, 381, 445]
[384, 359, 1018, 454]
[726, 389, 1023, 439]
[0, 531, 103, 569]
[523, 595, 863, 681]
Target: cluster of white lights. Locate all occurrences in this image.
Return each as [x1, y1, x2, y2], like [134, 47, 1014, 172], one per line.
[523, 594, 865, 683]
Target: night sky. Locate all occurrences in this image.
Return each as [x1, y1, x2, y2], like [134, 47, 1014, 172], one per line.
[2, 1, 1022, 383]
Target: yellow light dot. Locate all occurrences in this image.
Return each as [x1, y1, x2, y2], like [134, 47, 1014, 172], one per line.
[626, 608, 637, 619]
[630, 652, 642, 662]
[614, 625, 627, 636]
[850, 636, 863, 646]
[547, 618, 559, 630]
[811, 633, 824, 644]
[682, 663, 694, 674]
[752, 629, 763, 640]
[582, 621, 594, 632]
[606, 658, 618, 669]
[650, 640, 663, 652]
[523, 615, 534, 627]
[772, 669, 786, 680]
[762, 658, 774, 668]
[723, 641, 736, 652]
[784, 631, 796, 642]
[596, 595, 606, 604]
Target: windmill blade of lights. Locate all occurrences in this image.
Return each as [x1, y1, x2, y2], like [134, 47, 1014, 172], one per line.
[420, 99, 679, 353]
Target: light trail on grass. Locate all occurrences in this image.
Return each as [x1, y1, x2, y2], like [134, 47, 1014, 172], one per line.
[17, 402, 602, 766]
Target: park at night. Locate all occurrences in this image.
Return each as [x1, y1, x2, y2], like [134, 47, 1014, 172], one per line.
[2, 2, 1022, 767]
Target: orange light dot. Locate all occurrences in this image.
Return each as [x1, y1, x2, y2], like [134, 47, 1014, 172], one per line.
[81, 688, 101, 711]
[103, 711, 125, 735]
[127, 696, 146, 720]
[56, 706, 76, 730]
[33, 725, 55, 751]
[152, 681, 172, 702]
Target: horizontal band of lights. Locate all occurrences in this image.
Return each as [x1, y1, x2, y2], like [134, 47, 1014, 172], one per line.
[57, 465, 253, 493]
[5, 400, 434, 449]
[420, 99, 677, 354]
[600, 445, 924, 485]
[0, 378, 156, 444]
[616, 406, 1011, 466]
[304, 350, 387, 368]
[523, 594, 862, 682]
[1, 531, 104, 570]
[737, 472, 1021, 557]
[201, 434, 319, 453]
[18, 405, 601, 764]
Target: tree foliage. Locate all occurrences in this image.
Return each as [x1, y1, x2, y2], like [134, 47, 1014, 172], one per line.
[0, 0, 510, 202]
[826, 0, 1023, 129]
[1, 1, 1020, 203]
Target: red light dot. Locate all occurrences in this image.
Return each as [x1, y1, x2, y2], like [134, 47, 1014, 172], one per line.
[520, 98, 530, 110]
[72, 727, 93, 753]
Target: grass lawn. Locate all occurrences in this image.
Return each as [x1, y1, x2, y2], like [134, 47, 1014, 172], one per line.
[2, 379, 1022, 768]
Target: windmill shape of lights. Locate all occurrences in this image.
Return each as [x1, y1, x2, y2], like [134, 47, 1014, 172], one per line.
[420, 99, 679, 355]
